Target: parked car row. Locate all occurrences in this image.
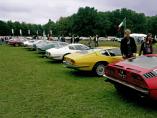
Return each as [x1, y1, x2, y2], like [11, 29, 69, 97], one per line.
[8, 38, 27, 46]
[20, 39, 123, 76]
[5, 39, 157, 100]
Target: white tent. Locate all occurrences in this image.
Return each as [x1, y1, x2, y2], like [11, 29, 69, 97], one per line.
[130, 33, 147, 43]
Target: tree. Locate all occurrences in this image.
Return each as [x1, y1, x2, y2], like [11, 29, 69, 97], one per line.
[43, 19, 55, 36]
[71, 7, 98, 36]
[0, 7, 156, 37]
[0, 20, 10, 36]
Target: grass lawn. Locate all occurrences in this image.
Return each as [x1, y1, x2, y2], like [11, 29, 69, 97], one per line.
[0, 43, 157, 118]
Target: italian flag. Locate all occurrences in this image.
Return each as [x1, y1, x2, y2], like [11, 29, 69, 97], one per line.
[20, 29, 22, 35]
[11, 29, 14, 34]
[118, 17, 126, 29]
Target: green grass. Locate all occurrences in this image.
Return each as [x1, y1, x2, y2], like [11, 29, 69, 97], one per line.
[0, 43, 157, 118]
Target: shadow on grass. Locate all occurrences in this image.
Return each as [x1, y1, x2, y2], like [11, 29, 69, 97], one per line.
[71, 71, 96, 77]
[45, 60, 63, 64]
[116, 90, 157, 110]
[44, 59, 98, 78]
[23, 47, 36, 51]
[64, 69, 98, 78]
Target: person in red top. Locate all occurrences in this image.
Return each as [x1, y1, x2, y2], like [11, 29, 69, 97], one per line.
[139, 33, 153, 56]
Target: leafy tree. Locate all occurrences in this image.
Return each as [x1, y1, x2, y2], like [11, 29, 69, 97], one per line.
[71, 7, 98, 36]
[0, 20, 10, 36]
[0, 7, 157, 37]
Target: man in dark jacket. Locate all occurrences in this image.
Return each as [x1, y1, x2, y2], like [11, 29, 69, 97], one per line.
[120, 29, 137, 59]
[61, 35, 65, 42]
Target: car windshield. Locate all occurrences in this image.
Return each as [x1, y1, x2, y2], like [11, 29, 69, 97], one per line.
[107, 48, 121, 56]
[74, 45, 90, 50]
[123, 55, 157, 69]
[59, 42, 68, 47]
[47, 43, 58, 48]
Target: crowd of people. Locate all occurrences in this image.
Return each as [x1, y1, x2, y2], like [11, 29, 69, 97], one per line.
[0, 36, 11, 44]
[59, 35, 81, 44]
[120, 29, 154, 59]
[58, 34, 100, 47]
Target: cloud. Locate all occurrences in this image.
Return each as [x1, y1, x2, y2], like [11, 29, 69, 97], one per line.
[0, 0, 156, 24]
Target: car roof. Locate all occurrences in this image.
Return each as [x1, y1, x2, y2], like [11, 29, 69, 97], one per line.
[68, 43, 85, 46]
[97, 46, 119, 50]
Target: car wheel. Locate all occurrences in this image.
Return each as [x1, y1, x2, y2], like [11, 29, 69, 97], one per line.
[114, 84, 128, 93]
[114, 84, 147, 99]
[62, 53, 70, 61]
[15, 43, 19, 47]
[93, 62, 107, 76]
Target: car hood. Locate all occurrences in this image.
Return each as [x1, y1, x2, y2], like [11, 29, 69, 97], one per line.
[112, 56, 157, 75]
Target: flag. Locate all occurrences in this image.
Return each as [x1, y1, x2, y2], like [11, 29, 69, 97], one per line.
[28, 30, 30, 35]
[11, 29, 14, 34]
[43, 30, 45, 36]
[36, 30, 38, 35]
[20, 29, 22, 35]
[118, 18, 126, 29]
[50, 30, 52, 35]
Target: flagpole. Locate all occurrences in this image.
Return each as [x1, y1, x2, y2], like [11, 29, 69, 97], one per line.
[11, 29, 14, 36]
[28, 30, 30, 36]
[124, 17, 126, 30]
[20, 29, 22, 36]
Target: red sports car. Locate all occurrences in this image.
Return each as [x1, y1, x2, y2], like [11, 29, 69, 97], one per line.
[8, 39, 24, 46]
[105, 54, 157, 100]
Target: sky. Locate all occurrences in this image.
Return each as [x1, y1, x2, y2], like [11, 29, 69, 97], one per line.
[0, 0, 156, 24]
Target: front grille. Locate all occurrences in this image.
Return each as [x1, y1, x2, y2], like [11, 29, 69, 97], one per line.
[143, 72, 157, 79]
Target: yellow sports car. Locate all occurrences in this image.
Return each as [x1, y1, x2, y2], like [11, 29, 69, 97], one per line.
[63, 47, 123, 76]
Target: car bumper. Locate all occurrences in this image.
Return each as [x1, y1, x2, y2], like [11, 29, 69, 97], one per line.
[46, 55, 63, 60]
[37, 49, 46, 54]
[27, 45, 33, 49]
[63, 61, 91, 71]
[104, 75, 149, 95]
[149, 89, 157, 100]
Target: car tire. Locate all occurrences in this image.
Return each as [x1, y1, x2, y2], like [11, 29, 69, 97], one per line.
[114, 84, 128, 93]
[93, 62, 108, 76]
[15, 43, 19, 47]
[114, 84, 148, 99]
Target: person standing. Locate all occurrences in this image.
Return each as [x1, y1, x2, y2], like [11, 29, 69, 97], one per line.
[88, 36, 92, 48]
[94, 35, 99, 47]
[75, 36, 80, 43]
[61, 35, 65, 42]
[120, 29, 137, 59]
[71, 35, 75, 43]
[0, 37, 2, 45]
[139, 33, 153, 55]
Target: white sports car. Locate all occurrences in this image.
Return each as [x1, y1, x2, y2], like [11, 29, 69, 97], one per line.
[46, 43, 90, 60]
[25, 40, 43, 49]
[23, 40, 36, 47]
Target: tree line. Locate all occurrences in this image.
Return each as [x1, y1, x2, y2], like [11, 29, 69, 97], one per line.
[0, 7, 157, 37]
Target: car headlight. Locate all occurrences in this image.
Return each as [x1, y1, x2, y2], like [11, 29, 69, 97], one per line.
[65, 58, 75, 65]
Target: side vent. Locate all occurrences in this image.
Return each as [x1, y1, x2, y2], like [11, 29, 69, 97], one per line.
[143, 72, 157, 79]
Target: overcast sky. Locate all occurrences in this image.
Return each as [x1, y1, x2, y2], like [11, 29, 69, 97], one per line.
[0, 0, 156, 24]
